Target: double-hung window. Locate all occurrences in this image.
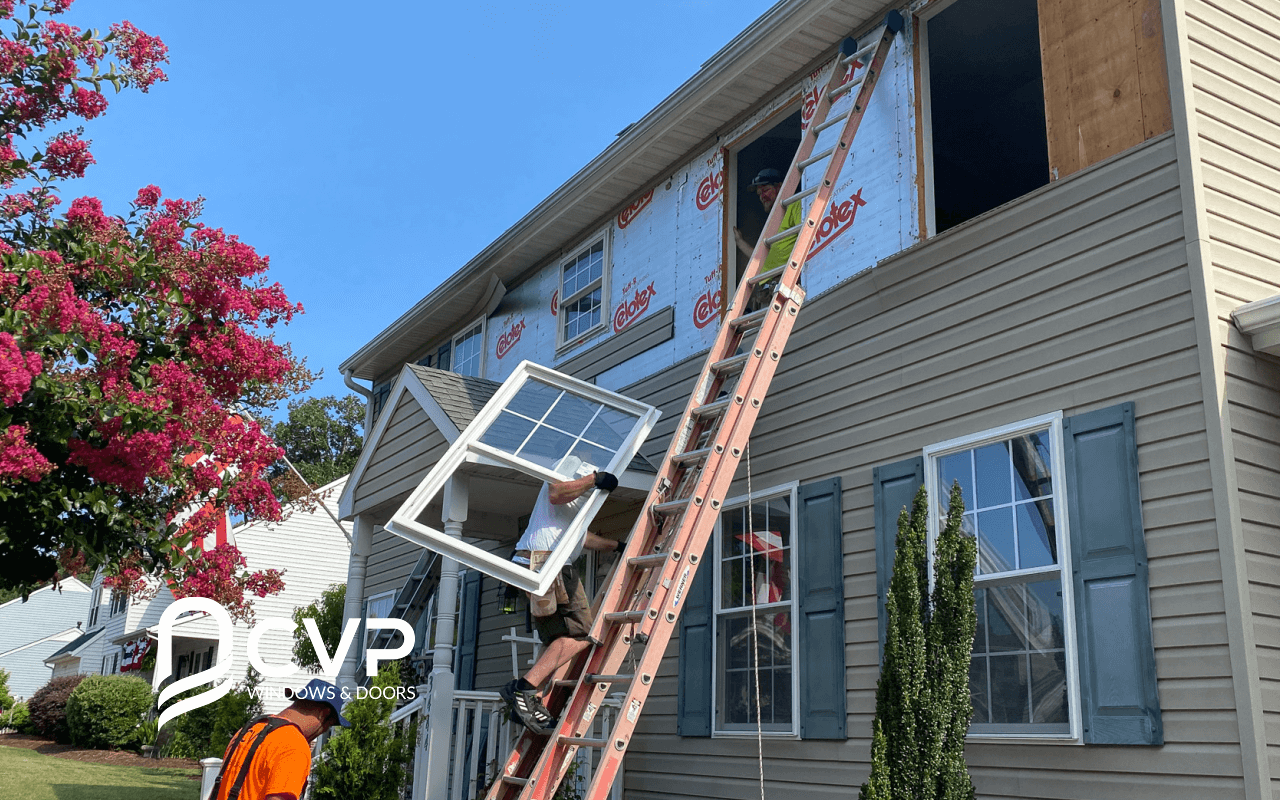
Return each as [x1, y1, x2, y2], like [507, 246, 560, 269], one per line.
[558, 236, 608, 348]
[714, 488, 798, 735]
[924, 413, 1077, 737]
[451, 320, 484, 377]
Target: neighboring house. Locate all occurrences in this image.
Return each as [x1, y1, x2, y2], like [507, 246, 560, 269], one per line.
[0, 577, 90, 699]
[55, 476, 353, 715]
[337, 2, 1280, 800]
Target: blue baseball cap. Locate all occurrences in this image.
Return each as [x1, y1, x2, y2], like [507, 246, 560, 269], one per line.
[290, 678, 351, 728]
[749, 168, 784, 187]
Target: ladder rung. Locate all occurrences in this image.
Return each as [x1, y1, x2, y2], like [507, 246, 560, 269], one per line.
[692, 397, 731, 419]
[586, 673, 634, 684]
[783, 184, 818, 206]
[395, 602, 410, 611]
[671, 446, 711, 466]
[651, 497, 691, 515]
[604, 610, 648, 624]
[559, 736, 606, 748]
[842, 40, 878, 65]
[747, 265, 785, 287]
[628, 552, 670, 568]
[813, 110, 851, 135]
[765, 223, 801, 246]
[729, 307, 769, 333]
[710, 352, 750, 376]
[829, 74, 866, 100]
[798, 146, 835, 170]
[500, 775, 528, 786]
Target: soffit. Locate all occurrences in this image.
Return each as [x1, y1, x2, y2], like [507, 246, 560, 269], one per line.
[341, 0, 889, 382]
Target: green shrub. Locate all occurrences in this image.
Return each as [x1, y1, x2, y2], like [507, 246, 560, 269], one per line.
[29, 673, 87, 743]
[2, 700, 31, 733]
[311, 663, 416, 800]
[161, 668, 263, 759]
[0, 668, 14, 712]
[292, 583, 346, 673]
[66, 674, 154, 750]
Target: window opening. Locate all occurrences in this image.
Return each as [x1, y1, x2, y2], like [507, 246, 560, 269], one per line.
[731, 110, 802, 286]
[558, 237, 608, 347]
[923, 0, 1049, 233]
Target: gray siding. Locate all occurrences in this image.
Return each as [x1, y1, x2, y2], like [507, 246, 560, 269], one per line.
[1185, 1, 1280, 791]
[352, 389, 450, 517]
[617, 136, 1245, 799]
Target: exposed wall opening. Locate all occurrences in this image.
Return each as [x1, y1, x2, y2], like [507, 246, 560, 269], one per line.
[730, 109, 802, 286]
[923, 0, 1049, 234]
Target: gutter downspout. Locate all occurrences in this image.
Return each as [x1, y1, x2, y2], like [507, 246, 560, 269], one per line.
[337, 514, 374, 693]
[421, 475, 465, 800]
[343, 368, 375, 439]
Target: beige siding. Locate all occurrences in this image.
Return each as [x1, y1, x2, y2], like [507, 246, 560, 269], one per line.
[352, 390, 450, 517]
[1185, 1, 1280, 794]
[614, 136, 1244, 799]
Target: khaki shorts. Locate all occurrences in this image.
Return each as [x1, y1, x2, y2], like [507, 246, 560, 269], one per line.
[522, 551, 594, 643]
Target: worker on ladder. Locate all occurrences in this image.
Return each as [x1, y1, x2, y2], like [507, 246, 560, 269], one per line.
[733, 167, 801, 309]
[501, 455, 623, 734]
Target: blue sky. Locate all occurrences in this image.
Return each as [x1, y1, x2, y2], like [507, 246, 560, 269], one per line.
[56, 1, 778, 419]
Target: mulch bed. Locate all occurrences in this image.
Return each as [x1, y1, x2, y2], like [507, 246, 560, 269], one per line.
[0, 733, 201, 770]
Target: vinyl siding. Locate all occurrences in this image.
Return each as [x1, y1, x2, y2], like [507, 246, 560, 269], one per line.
[352, 389, 450, 517]
[1184, 1, 1280, 794]
[617, 136, 1243, 799]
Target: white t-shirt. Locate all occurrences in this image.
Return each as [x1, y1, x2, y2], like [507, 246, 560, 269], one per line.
[515, 482, 590, 560]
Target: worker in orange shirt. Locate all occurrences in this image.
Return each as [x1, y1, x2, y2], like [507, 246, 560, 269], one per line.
[213, 678, 350, 800]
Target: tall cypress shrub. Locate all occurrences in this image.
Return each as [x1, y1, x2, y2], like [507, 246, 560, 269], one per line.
[861, 483, 977, 800]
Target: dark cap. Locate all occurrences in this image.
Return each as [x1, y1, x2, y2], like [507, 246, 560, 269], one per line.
[748, 168, 784, 187]
[291, 678, 351, 728]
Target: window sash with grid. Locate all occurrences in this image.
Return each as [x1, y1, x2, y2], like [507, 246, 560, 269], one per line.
[929, 422, 1074, 737]
[714, 491, 797, 735]
[452, 323, 483, 377]
[559, 240, 605, 344]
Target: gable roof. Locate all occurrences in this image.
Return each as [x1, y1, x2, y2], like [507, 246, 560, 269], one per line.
[43, 627, 103, 664]
[340, 0, 890, 381]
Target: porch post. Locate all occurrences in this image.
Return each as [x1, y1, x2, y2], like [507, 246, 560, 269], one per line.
[338, 514, 374, 691]
[422, 475, 467, 800]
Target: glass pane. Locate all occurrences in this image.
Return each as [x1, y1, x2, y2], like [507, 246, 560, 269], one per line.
[973, 588, 988, 654]
[771, 667, 793, 724]
[723, 507, 747, 557]
[568, 441, 612, 473]
[508, 380, 561, 420]
[988, 653, 1029, 724]
[518, 426, 575, 471]
[1029, 651, 1069, 724]
[974, 442, 1012, 508]
[1025, 579, 1065, 651]
[1011, 431, 1053, 501]
[1016, 500, 1056, 568]
[975, 507, 1016, 574]
[938, 451, 972, 511]
[544, 394, 599, 437]
[970, 658, 990, 724]
[722, 557, 745, 609]
[479, 411, 536, 454]
[985, 584, 1024, 652]
[582, 407, 635, 450]
[719, 665, 750, 726]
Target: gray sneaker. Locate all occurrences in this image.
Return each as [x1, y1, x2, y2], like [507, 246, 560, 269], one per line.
[500, 679, 554, 734]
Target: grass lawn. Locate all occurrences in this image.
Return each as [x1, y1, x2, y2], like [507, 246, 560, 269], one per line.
[0, 745, 201, 799]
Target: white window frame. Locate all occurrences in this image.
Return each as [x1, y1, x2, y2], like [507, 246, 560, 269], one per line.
[87, 587, 101, 628]
[915, 0, 959, 239]
[366, 590, 395, 620]
[923, 411, 1083, 743]
[386, 360, 660, 595]
[711, 481, 801, 739]
[556, 231, 610, 351]
[450, 317, 486, 378]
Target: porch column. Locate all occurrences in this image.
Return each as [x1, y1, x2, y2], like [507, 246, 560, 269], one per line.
[338, 514, 374, 691]
[422, 475, 466, 800]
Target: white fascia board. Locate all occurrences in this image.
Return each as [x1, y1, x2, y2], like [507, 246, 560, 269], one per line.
[386, 360, 660, 595]
[1232, 294, 1280, 357]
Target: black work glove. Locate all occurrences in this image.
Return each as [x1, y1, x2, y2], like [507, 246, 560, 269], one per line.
[594, 471, 619, 492]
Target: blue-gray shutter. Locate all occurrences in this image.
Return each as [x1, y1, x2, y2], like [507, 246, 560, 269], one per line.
[1063, 402, 1162, 745]
[872, 456, 924, 660]
[677, 538, 714, 737]
[455, 571, 482, 691]
[797, 477, 846, 739]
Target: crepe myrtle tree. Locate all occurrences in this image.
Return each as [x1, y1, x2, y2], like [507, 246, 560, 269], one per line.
[0, 0, 308, 610]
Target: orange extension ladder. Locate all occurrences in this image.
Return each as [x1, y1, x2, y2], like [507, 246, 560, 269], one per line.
[486, 13, 904, 800]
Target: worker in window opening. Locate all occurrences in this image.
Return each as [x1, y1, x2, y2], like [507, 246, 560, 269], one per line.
[213, 677, 350, 800]
[501, 458, 623, 735]
[732, 168, 802, 312]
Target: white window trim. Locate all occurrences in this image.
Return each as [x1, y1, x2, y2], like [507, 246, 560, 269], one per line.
[366, 590, 396, 619]
[450, 316, 487, 378]
[922, 411, 1084, 744]
[556, 231, 611, 352]
[915, 0, 966, 239]
[711, 480, 801, 739]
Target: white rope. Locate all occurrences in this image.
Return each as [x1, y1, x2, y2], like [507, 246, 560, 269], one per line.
[745, 443, 766, 800]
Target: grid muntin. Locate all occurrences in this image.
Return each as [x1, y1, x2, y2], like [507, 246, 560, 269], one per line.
[453, 325, 482, 377]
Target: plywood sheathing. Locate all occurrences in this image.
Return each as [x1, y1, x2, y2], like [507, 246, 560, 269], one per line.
[1039, 0, 1174, 180]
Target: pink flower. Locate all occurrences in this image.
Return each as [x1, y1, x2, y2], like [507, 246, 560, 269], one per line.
[109, 21, 168, 92]
[0, 424, 53, 482]
[49, 0, 74, 13]
[0, 332, 43, 405]
[0, 1, 15, 20]
[43, 131, 94, 179]
[71, 87, 107, 119]
[134, 184, 161, 208]
[66, 195, 113, 234]
[0, 40, 33, 75]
